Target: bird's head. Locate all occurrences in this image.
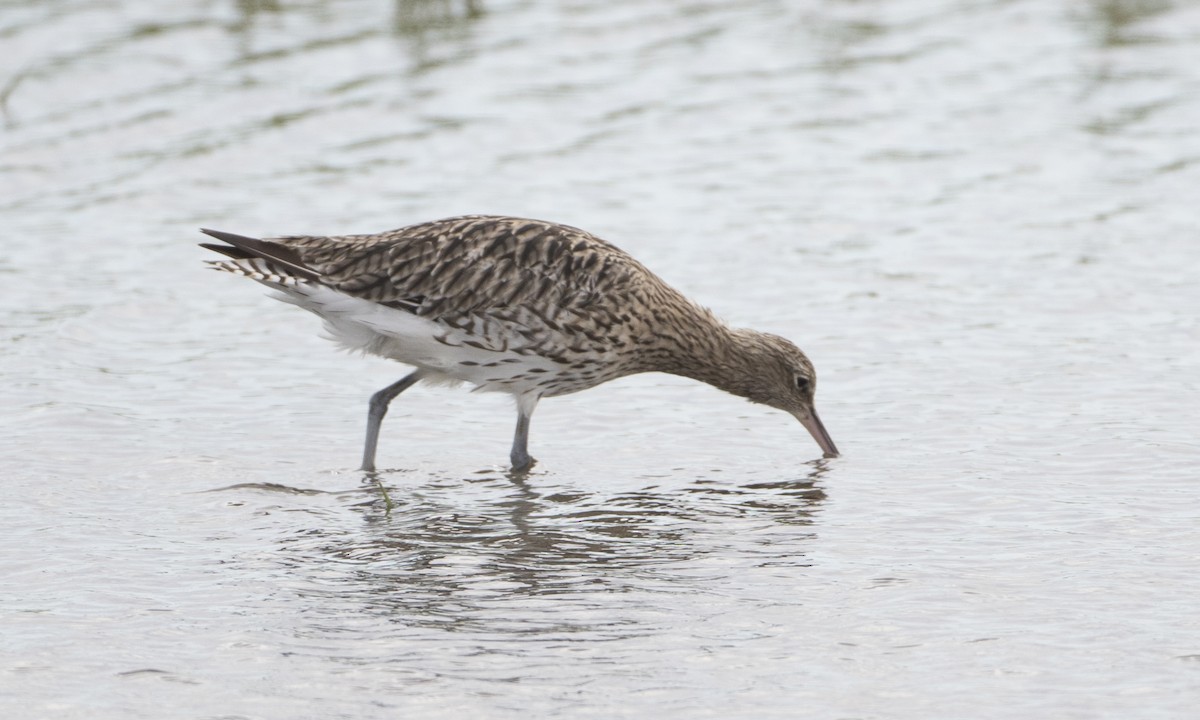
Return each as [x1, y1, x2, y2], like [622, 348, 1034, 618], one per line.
[730, 330, 840, 459]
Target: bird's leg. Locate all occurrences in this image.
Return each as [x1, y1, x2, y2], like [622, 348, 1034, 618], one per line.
[361, 371, 423, 471]
[510, 395, 539, 472]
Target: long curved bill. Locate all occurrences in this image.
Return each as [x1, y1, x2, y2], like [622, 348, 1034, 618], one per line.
[794, 408, 839, 458]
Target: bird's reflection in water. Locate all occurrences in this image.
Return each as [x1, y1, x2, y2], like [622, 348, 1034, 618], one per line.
[274, 461, 828, 639]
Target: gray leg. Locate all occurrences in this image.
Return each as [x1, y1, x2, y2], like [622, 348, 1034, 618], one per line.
[510, 395, 539, 471]
[361, 371, 423, 471]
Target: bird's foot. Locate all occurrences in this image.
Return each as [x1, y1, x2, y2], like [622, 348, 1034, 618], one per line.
[509, 452, 536, 473]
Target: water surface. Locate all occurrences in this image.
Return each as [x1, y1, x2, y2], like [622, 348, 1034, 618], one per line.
[3, 1, 1199, 717]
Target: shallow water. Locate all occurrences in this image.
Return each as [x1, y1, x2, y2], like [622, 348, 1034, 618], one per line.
[3, 0, 1200, 717]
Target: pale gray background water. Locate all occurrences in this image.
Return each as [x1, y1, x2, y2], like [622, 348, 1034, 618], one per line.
[3, 0, 1199, 717]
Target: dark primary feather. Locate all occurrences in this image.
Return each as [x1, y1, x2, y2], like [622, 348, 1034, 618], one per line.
[198, 242, 251, 260]
[199, 228, 321, 283]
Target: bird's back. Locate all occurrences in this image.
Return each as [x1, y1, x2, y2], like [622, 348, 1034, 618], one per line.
[270, 215, 651, 320]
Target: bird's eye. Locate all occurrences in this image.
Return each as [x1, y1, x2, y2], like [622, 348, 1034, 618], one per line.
[795, 375, 810, 392]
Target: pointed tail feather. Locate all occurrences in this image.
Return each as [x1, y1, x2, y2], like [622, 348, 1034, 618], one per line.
[206, 258, 303, 287]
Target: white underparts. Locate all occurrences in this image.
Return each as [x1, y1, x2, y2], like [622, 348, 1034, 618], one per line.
[266, 281, 562, 395]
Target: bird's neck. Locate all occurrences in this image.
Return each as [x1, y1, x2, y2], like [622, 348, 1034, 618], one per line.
[651, 317, 761, 400]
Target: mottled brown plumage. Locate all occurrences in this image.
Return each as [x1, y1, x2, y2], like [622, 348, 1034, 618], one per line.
[201, 215, 838, 471]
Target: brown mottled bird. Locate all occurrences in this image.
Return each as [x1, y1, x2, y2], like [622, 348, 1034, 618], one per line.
[200, 215, 838, 471]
